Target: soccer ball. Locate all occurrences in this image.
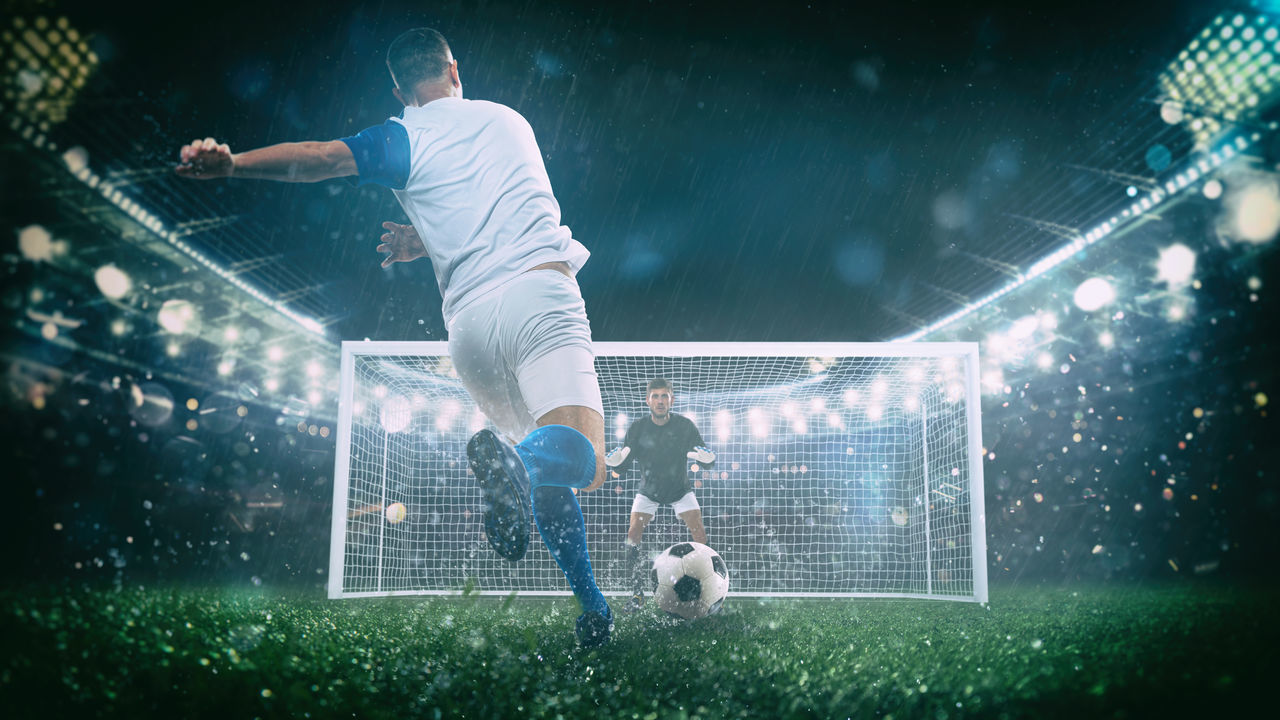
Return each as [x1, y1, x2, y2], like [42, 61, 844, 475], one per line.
[651, 542, 729, 620]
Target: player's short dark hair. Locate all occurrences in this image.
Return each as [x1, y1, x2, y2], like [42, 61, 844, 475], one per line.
[386, 28, 452, 90]
[647, 378, 672, 394]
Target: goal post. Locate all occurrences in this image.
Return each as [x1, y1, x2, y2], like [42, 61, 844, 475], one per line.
[329, 342, 987, 603]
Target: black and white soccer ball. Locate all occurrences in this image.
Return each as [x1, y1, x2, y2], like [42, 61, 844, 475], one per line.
[651, 542, 729, 620]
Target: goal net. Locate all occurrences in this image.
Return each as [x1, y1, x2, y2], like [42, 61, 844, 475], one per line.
[329, 342, 987, 602]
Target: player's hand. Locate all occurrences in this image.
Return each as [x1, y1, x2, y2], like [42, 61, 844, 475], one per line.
[175, 137, 234, 179]
[605, 446, 631, 468]
[687, 446, 716, 465]
[377, 221, 428, 268]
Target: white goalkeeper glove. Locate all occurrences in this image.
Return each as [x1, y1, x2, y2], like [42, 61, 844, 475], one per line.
[605, 446, 631, 468]
[687, 446, 716, 465]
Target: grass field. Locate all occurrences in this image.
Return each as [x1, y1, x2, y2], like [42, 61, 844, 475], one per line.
[2, 583, 1273, 718]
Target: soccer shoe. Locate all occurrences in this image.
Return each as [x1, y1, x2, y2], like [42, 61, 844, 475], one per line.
[576, 608, 613, 647]
[466, 429, 531, 562]
[620, 592, 644, 613]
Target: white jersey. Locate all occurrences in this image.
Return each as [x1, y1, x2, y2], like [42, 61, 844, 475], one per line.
[344, 97, 589, 324]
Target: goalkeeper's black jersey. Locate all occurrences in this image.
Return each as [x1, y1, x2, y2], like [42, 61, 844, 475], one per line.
[620, 413, 706, 504]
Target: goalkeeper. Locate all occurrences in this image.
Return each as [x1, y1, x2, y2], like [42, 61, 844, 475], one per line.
[607, 377, 716, 611]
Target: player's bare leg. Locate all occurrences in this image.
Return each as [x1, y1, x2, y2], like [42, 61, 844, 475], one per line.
[678, 508, 708, 545]
[627, 512, 654, 545]
[622, 511, 655, 611]
[535, 404, 606, 490]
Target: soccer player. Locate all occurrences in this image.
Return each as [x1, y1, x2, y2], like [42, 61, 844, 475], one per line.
[606, 378, 716, 610]
[174, 28, 613, 646]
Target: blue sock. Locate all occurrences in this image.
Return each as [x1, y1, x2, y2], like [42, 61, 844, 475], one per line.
[515, 424, 597, 490]
[532, 486, 610, 617]
[512, 422, 596, 489]
[516, 425, 608, 616]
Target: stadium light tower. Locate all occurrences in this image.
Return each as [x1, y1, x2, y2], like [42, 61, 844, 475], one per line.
[1, 15, 99, 126]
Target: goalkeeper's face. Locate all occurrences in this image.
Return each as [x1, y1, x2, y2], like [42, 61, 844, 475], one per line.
[646, 388, 672, 419]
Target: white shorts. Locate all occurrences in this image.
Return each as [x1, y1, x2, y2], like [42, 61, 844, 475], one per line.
[448, 269, 603, 441]
[632, 491, 700, 516]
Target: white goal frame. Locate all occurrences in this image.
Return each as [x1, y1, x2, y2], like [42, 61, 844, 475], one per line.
[329, 342, 987, 603]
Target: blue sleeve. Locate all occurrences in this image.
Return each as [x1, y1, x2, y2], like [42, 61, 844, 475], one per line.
[339, 120, 410, 189]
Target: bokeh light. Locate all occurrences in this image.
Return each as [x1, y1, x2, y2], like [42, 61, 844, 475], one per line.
[93, 264, 131, 299]
[157, 299, 198, 334]
[1155, 244, 1196, 286]
[1073, 277, 1117, 312]
[1229, 181, 1280, 243]
[379, 395, 412, 433]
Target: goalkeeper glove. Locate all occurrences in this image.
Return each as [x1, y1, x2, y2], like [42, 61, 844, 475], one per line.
[605, 446, 631, 468]
[687, 446, 716, 465]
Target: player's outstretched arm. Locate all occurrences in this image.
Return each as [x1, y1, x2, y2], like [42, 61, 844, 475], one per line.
[175, 137, 356, 183]
[377, 222, 429, 268]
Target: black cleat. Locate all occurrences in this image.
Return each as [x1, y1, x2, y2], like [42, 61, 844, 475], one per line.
[466, 429, 531, 562]
[576, 608, 613, 647]
[620, 592, 644, 613]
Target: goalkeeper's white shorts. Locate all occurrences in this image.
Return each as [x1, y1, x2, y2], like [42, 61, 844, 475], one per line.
[448, 268, 604, 441]
[632, 491, 700, 516]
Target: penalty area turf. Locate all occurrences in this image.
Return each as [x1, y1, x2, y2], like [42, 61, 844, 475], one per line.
[2, 583, 1274, 718]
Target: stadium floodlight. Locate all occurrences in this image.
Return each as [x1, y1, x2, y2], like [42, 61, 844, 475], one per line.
[1160, 12, 1280, 148]
[329, 341, 988, 603]
[1, 15, 100, 125]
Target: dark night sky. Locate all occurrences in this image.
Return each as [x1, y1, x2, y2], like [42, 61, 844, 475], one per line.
[59, 0, 1219, 341]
